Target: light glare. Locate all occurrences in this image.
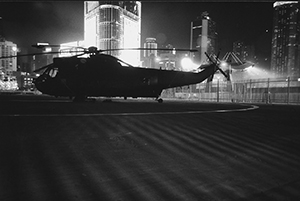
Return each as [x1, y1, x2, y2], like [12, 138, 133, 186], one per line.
[181, 58, 198, 71]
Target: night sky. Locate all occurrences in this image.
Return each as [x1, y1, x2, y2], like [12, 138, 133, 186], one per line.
[0, 1, 274, 60]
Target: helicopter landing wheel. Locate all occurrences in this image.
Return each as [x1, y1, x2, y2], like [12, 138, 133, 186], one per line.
[157, 98, 163, 103]
[73, 95, 86, 102]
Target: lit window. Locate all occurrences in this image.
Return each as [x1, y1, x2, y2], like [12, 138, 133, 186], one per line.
[48, 68, 58, 78]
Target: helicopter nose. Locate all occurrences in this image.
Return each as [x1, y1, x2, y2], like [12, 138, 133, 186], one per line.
[34, 75, 48, 92]
[34, 75, 45, 85]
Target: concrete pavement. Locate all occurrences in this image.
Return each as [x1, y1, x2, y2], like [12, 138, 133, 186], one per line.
[1, 94, 300, 200]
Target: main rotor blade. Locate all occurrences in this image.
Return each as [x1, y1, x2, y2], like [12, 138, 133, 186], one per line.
[32, 44, 86, 50]
[0, 52, 55, 59]
[1, 47, 196, 60]
[217, 67, 228, 79]
[208, 74, 214, 82]
[33, 63, 54, 73]
[114, 57, 134, 67]
[216, 50, 220, 61]
[100, 48, 198, 53]
[204, 52, 215, 64]
[0, 50, 85, 59]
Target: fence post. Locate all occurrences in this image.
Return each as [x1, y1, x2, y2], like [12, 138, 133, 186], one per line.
[244, 81, 247, 102]
[249, 79, 252, 103]
[266, 78, 270, 104]
[189, 85, 192, 100]
[198, 84, 201, 101]
[242, 82, 245, 102]
[232, 82, 236, 103]
[287, 77, 290, 104]
[217, 79, 219, 102]
[208, 82, 211, 102]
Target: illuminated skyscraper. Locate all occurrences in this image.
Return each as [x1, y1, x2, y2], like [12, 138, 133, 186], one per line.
[143, 38, 157, 57]
[84, 1, 141, 66]
[142, 38, 158, 68]
[0, 39, 17, 77]
[271, 1, 300, 78]
[233, 40, 255, 62]
[0, 17, 17, 78]
[190, 12, 218, 64]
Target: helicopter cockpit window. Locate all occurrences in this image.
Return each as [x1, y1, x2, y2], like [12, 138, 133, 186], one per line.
[48, 68, 58, 78]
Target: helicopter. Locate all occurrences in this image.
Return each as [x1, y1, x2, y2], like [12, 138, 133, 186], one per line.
[1, 45, 228, 102]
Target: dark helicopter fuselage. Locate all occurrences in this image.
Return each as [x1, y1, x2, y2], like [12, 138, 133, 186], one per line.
[34, 53, 217, 100]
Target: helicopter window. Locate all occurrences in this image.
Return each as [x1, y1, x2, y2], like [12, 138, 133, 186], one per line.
[48, 68, 58, 78]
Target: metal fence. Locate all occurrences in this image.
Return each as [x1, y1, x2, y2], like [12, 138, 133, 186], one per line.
[161, 77, 300, 104]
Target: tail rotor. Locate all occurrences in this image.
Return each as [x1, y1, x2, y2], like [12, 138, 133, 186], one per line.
[204, 51, 230, 82]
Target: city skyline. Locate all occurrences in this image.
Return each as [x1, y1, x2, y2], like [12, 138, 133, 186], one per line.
[0, 1, 274, 62]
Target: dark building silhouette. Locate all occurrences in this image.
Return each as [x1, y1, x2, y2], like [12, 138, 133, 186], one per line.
[190, 12, 218, 65]
[233, 40, 255, 63]
[0, 17, 4, 39]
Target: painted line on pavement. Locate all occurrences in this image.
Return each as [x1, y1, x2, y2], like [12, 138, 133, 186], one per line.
[2, 104, 259, 117]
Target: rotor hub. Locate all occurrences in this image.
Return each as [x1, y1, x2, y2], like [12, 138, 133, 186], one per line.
[87, 46, 98, 55]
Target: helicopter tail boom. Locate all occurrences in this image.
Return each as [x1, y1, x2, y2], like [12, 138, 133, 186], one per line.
[159, 63, 218, 89]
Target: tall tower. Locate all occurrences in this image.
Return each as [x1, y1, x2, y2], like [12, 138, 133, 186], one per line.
[190, 12, 218, 65]
[84, 1, 141, 65]
[0, 40, 17, 77]
[143, 37, 157, 57]
[271, 1, 300, 78]
[142, 38, 158, 68]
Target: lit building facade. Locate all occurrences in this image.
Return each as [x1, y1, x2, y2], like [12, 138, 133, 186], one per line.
[233, 41, 244, 60]
[190, 12, 218, 65]
[0, 39, 17, 78]
[233, 40, 255, 62]
[142, 37, 157, 68]
[143, 37, 157, 58]
[157, 44, 178, 70]
[84, 1, 141, 66]
[271, 1, 300, 78]
[158, 52, 177, 70]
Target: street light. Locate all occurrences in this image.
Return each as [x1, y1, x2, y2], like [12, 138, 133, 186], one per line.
[12, 46, 17, 52]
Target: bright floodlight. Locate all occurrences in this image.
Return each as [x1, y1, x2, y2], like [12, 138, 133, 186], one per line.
[220, 61, 228, 68]
[181, 57, 198, 71]
[12, 46, 17, 52]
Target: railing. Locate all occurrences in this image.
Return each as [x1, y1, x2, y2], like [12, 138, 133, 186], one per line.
[161, 77, 300, 104]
